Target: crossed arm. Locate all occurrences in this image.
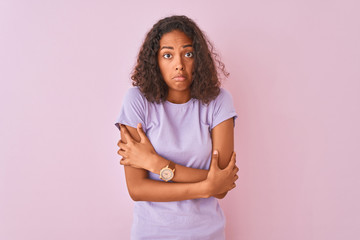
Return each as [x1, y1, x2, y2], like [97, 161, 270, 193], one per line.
[117, 118, 238, 202]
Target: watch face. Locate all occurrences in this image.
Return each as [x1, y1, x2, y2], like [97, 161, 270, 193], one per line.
[160, 168, 174, 181]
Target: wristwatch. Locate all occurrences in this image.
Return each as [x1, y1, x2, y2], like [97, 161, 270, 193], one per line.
[159, 161, 176, 182]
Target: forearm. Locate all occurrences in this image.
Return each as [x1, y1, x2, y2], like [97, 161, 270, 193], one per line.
[119, 124, 209, 183]
[147, 155, 230, 200]
[173, 164, 208, 183]
[119, 123, 235, 201]
[133, 155, 227, 199]
[149, 154, 208, 183]
[125, 167, 209, 202]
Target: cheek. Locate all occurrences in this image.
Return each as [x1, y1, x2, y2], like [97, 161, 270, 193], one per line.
[159, 64, 166, 77]
[158, 63, 170, 81]
[157, 61, 165, 74]
[187, 61, 194, 74]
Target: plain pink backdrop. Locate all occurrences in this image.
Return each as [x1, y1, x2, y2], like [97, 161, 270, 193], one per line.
[1, 0, 359, 239]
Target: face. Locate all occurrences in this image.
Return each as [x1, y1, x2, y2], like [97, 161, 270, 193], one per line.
[157, 30, 194, 103]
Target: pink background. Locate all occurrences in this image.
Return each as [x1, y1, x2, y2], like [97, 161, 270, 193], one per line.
[1, 0, 360, 239]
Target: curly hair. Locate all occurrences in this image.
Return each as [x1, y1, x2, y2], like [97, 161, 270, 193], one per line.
[131, 15, 229, 104]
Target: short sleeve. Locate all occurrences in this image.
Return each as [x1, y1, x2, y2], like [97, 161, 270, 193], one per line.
[114, 87, 147, 131]
[210, 88, 238, 129]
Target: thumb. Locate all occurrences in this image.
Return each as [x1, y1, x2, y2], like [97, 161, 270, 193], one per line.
[210, 150, 219, 169]
[136, 123, 147, 142]
[225, 151, 236, 170]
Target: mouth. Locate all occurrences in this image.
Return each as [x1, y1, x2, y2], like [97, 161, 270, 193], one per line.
[172, 74, 187, 81]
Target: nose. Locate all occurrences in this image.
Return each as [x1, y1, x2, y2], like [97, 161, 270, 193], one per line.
[176, 65, 184, 71]
[175, 55, 184, 71]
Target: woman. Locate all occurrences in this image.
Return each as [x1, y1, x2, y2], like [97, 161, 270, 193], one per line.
[115, 15, 239, 239]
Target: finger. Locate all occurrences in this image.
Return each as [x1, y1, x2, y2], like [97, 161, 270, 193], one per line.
[210, 150, 219, 169]
[117, 139, 127, 148]
[120, 158, 130, 166]
[227, 183, 236, 192]
[117, 149, 127, 158]
[120, 124, 133, 143]
[117, 139, 126, 147]
[234, 174, 239, 181]
[117, 141, 128, 151]
[136, 123, 147, 143]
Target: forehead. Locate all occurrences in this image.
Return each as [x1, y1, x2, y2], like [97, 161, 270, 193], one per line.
[159, 30, 192, 46]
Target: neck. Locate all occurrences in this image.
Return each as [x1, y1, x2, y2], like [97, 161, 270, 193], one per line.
[167, 90, 191, 104]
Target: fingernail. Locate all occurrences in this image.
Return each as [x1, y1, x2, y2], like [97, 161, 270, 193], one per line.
[138, 123, 141, 128]
[213, 150, 218, 155]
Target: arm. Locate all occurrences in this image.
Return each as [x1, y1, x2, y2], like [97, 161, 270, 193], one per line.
[174, 117, 235, 185]
[118, 119, 235, 184]
[210, 118, 235, 198]
[118, 123, 208, 183]
[119, 124, 238, 202]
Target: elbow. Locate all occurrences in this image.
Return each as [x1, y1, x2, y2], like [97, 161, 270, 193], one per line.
[130, 195, 141, 202]
[128, 191, 139, 201]
[127, 182, 148, 201]
[214, 192, 228, 199]
[128, 186, 142, 201]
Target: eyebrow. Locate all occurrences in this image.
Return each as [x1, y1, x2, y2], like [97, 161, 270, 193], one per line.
[160, 44, 193, 50]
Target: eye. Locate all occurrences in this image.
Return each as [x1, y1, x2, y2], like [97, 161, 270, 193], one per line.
[163, 53, 172, 59]
[185, 52, 194, 58]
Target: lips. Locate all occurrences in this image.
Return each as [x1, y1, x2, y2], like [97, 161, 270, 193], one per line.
[172, 74, 187, 81]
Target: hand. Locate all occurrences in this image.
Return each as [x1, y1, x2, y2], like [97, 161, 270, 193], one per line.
[117, 123, 157, 171]
[204, 150, 238, 197]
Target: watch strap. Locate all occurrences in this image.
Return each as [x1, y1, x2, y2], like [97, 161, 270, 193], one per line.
[168, 161, 176, 171]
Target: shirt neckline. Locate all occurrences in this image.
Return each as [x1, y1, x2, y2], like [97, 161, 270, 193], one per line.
[164, 98, 195, 108]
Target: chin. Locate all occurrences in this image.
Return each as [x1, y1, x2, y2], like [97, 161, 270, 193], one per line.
[173, 86, 191, 92]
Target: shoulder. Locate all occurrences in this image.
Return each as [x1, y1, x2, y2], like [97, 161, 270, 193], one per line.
[206, 88, 237, 128]
[209, 88, 234, 106]
[218, 88, 233, 99]
[120, 87, 150, 116]
[117, 87, 149, 128]
[122, 87, 147, 104]
[124, 87, 145, 100]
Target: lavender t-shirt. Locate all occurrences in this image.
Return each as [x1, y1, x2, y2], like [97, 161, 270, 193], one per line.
[115, 87, 237, 240]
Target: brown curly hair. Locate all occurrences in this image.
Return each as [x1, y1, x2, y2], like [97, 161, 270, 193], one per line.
[131, 15, 229, 104]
